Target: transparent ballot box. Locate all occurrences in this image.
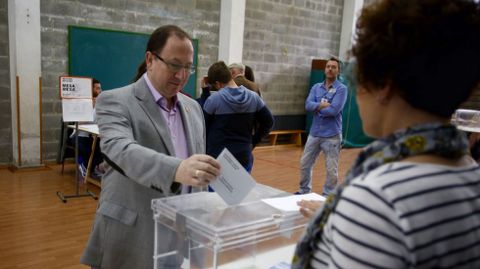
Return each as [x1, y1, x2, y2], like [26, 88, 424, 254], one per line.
[452, 109, 480, 133]
[151, 184, 308, 269]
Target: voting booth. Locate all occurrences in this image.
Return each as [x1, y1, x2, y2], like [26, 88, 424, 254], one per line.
[151, 184, 309, 269]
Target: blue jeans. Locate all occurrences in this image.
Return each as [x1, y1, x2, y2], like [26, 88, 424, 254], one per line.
[245, 153, 253, 173]
[298, 134, 341, 195]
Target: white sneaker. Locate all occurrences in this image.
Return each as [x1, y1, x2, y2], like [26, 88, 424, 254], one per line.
[78, 164, 87, 178]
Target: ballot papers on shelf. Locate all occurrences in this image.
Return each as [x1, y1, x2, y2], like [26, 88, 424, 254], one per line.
[151, 184, 311, 269]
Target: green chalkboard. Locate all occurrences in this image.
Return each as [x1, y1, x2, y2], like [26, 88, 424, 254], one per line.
[68, 25, 198, 97]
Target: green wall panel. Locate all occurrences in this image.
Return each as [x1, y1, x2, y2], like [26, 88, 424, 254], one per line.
[68, 26, 198, 97]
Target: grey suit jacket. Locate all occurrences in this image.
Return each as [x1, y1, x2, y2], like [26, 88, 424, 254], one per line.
[81, 77, 206, 269]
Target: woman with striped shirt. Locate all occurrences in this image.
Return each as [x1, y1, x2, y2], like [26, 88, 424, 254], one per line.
[292, 0, 480, 268]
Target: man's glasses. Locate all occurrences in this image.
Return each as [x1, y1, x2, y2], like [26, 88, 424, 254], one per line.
[151, 51, 196, 74]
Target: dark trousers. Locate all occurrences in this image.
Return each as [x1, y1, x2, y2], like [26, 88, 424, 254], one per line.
[70, 136, 103, 168]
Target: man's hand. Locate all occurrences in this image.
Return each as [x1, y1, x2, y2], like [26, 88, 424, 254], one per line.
[201, 76, 209, 88]
[319, 101, 330, 110]
[297, 199, 323, 218]
[174, 154, 221, 187]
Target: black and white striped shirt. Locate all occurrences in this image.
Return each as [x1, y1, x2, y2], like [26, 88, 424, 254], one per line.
[312, 162, 480, 269]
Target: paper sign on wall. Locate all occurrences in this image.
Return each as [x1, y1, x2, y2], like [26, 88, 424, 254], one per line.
[60, 76, 93, 122]
[62, 99, 94, 122]
[60, 76, 92, 98]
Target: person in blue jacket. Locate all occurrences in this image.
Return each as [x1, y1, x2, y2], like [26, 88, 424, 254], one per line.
[203, 61, 274, 172]
[295, 57, 348, 195]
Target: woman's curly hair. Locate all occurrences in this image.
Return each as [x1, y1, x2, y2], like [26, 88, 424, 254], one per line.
[352, 0, 480, 117]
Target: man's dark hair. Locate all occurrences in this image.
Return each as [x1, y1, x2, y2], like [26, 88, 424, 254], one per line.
[92, 78, 101, 98]
[351, 0, 480, 117]
[92, 78, 100, 86]
[207, 61, 232, 85]
[133, 25, 192, 81]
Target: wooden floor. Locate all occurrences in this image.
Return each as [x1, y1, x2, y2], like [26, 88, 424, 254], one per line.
[0, 146, 360, 269]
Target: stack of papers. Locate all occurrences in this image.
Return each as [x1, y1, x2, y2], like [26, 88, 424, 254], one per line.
[262, 193, 326, 212]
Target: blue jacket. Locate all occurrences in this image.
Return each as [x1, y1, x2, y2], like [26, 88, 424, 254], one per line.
[203, 85, 274, 166]
[306, 80, 347, 137]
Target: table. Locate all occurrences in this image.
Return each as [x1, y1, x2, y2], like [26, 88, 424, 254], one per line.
[456, 125, 480, 133]
[68, 124, 101, 187]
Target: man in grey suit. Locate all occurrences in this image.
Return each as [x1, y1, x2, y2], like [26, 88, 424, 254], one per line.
[81, 25, 221, 269]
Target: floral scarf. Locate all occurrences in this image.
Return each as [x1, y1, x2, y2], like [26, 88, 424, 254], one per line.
[291, 122, 469, 269]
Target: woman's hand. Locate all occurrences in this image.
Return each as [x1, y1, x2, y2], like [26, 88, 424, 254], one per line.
[297, 199, 323, 218]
